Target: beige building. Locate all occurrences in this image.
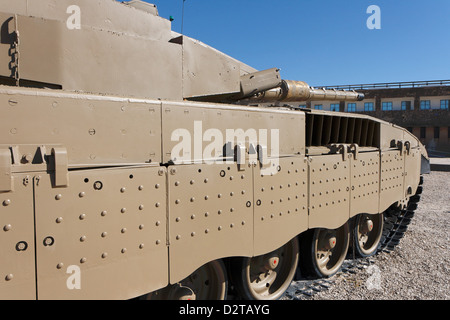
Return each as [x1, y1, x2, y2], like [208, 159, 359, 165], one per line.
[301, 80, 450, 157]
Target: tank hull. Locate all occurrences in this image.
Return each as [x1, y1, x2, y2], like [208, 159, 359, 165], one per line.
[0, 86, 427, 299]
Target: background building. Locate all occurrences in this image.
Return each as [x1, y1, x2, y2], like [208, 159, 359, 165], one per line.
[302, 80, 450, 157]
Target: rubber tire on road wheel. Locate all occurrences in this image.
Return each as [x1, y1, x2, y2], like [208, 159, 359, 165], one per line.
[353, 213, 384, 258]
[230, 238, 299, 300]
[299, 223, 350, 279]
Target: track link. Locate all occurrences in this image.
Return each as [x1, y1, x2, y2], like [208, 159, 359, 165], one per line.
[283, 257, 377, 300]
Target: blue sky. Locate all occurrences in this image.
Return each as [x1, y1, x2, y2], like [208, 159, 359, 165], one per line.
[136, 0, 450, 86]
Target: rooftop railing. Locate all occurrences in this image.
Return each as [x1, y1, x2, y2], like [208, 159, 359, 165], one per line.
[316, 80, 450, 91]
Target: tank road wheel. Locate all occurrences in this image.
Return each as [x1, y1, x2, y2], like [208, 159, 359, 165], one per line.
[230, 238, 299, 300]
[354, 213, 384, 257]
[146, 260, 228, 300]
[299, 223, 350, 278]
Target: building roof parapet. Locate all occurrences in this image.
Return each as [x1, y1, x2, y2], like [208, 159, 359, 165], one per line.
[317, 80, 450, 91]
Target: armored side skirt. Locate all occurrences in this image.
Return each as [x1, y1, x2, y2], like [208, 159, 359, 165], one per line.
[0, 87, 422, 299]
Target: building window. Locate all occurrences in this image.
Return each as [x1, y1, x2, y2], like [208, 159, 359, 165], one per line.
[330, 104, 339, 112]
[420, 127, 426, 139]
[347, 103, 356, 112]
[420, 100, 430, 110]
[299, 104, 307, 109]
[434, 127, 440, 139]
[314, 104, 323, 110]
[364, 102, 374, 111]
[382, 102, 393, 111]
[401, 101, 411, 110]
[441, 100, 449, 110]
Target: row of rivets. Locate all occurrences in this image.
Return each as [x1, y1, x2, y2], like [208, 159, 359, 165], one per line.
[260, 181, 302, 192]
[174, 221, 246, 240]
[55, 243, 147, 268]
[353, 172, 379, 178]
[353, 191, 378, 199]
[174, 194, 247, 204]
[312, 176, 347, 185]
[381, 175, 401, 181]
[53, 182, 151, 201]
[175, 207, 243, 222]
[311, 198, 347, 210]
[354, 162, 379, 168]
[77, 223, 150, 240]
[260, 207, 302, 221]
[381, 185, 401, 191]
[354, 181, 378, 187]
[381, 167, 403, 172]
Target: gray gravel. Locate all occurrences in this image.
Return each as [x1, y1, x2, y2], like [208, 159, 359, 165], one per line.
[288, 171, 450, 300]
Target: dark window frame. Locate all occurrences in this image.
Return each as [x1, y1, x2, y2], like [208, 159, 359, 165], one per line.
[420, 127, 426, 139]
[382, 101, 393, 111]
[420, 100, 431, 110]
[434, 127, 440, 139]
[330, 103, 340, 112]
[364, 102, 374, 111]
[401, 101, 412, 110]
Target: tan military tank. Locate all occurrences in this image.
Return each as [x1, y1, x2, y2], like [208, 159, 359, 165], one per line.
[0, 0, 429, 300]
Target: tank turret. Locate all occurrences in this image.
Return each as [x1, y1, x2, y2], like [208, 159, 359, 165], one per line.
[0, 0, 363, 105]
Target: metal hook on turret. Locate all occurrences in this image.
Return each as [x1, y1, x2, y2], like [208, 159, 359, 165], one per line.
[348, 143, 359, 160]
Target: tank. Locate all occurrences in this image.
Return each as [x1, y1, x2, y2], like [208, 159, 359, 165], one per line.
[0, 0, 429, 300]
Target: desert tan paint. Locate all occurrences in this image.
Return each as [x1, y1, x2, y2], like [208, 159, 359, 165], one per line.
[0, 85, 425, 299]
[0, 0, 173, 41]
[34, 166, 168, 300]
[0, 0, 427, 300]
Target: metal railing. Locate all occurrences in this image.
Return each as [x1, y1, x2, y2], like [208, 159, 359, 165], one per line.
[316, 80, 450, 91]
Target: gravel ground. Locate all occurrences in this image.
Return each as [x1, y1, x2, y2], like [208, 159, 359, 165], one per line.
[294, 171, 450, 300]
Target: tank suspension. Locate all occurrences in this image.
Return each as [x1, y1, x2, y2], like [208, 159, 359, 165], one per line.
[285, 177, 424, 299]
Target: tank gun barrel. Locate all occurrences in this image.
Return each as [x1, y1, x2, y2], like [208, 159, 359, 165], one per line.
[246, 80, 364, 103]
[185, 68, 364, 104]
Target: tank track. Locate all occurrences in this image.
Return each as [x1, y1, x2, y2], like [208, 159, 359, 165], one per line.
[283, 176, 424, 300]
[379, 175, 423, 253]
[283, 257, 377, 299]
